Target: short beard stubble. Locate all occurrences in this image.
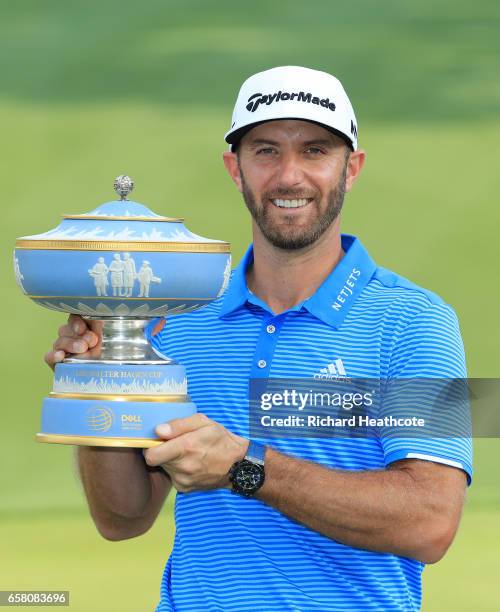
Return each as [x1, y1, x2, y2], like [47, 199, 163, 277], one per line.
[238, 154, 349, 251]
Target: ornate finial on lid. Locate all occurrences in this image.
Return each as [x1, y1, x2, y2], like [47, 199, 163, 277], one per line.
[113, 175, 135, 201]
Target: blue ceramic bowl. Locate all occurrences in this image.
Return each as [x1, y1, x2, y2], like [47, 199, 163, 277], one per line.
[14, 197, 231, 317]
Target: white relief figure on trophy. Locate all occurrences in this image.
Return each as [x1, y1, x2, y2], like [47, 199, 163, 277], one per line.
[88, 257, 109, 296]
[13, 255, 27, 294]
[138, 260, 162, 298]
[122, 252, 137, 297]
[109, 253, 125, 297]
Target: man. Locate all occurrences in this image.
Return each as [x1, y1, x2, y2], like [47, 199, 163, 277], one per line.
[46, 66, 471, 611]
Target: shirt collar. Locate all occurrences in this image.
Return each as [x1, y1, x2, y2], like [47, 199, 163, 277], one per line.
[218, 234, 377, 329]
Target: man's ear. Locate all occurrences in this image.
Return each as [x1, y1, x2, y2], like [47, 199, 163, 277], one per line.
[223, 151, 243, 193]
[345, 149, 366, 193]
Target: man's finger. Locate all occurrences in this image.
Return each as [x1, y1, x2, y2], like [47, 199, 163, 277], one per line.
[44, 350, 66, 370]
[88, 319, 104, 336]
[53, 336, 90, 354]
[82, 330, 99, 347]
[57, 324, 99, 347]
[66, 315, 103, 339]
[155, 413, 211, 440]
[144, 438, 184, 466]
[58, 324, 79, 338]
[68, 314, 88, 335]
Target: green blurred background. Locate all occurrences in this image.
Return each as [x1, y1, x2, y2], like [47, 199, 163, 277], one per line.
[1, 1, 499, 610]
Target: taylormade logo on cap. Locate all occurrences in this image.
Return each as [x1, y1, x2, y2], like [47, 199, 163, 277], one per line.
[246, 91, 336, 113]
[225, 66, 358, 151]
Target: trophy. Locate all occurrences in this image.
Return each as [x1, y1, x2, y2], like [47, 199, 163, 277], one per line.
[14, 176, 231, 448]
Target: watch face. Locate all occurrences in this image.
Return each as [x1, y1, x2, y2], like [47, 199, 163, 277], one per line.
[234, 461, 264, 493]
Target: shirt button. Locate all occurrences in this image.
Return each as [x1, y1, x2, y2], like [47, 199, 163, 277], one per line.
[257, 359, 267, 369]
[266, 324, 276, 334]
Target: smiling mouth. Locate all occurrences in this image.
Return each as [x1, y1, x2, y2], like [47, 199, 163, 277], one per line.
[271, 198, 313, 209]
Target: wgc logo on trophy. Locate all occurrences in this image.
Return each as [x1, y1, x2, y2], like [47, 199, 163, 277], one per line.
[13, 176, 231, 447]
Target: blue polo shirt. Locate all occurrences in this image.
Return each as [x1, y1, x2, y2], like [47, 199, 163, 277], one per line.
[146, 234, 472, 612]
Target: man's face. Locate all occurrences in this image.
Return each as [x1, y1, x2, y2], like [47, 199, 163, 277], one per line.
[234, 120, 350, 250]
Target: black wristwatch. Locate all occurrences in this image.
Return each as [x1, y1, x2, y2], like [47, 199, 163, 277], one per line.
[228, 440, 266, 497]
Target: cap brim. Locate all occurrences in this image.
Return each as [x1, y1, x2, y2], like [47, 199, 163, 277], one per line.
[225, 118, 355, 151]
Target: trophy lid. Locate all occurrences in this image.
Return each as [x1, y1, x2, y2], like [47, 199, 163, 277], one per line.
[14, 175, 232, 319]
[16, 175, 229, 250]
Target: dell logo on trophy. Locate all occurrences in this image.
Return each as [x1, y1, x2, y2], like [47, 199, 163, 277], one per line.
[14, 175, 231, 447]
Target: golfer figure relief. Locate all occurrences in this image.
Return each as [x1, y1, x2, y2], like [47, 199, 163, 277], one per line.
[88, 257, 109, 296]
[88, 253, 161, 298]
[109, 253, 125, 296]
[138, 260, 162, 298]
[123, 253, 137, 297]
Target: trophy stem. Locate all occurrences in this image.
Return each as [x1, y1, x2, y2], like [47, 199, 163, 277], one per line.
[64, 318, 173, 364]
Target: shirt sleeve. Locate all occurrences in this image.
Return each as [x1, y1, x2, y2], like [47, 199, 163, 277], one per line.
[380, 303, 473, 484]
[144, 317, 171, 360]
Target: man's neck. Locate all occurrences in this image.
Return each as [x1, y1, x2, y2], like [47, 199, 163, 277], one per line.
[246, 222, 344, 315]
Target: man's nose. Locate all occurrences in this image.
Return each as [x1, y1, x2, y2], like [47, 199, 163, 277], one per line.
[275, 153, 304, 187]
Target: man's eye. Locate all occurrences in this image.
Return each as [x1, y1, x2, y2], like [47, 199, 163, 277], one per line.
[256, 147, 276, 155]
[305, 147, 324, 155]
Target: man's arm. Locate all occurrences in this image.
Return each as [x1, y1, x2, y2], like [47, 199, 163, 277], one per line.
[144, 415, 467, 564]
[257, 448, 466, 564]
[77, 447, 172, 541]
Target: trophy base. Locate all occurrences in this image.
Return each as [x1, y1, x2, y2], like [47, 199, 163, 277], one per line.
[35, 433, 165, 448]
[38, 358, 196, 448]
[38, 393, 197, 447]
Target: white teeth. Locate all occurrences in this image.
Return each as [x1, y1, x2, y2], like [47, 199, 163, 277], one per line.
[272, 198, 309, 208]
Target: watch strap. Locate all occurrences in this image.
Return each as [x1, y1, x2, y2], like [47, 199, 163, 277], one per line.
[245, 440, 266, 465]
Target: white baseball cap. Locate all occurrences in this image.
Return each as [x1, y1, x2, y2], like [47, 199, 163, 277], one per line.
[225, 66, 358, 151]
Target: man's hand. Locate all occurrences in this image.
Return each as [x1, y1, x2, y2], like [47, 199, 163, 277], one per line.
[143, 414, 249, 493]
[44, 314, 102, 370]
